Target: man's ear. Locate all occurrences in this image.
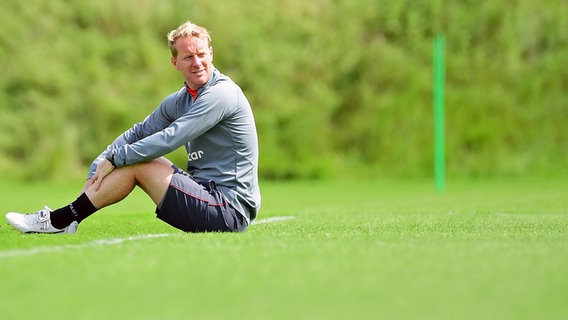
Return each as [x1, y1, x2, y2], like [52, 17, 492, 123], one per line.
[171, 56, 178, 69]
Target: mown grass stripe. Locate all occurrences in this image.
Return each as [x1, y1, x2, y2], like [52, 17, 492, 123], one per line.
[0, 233, 172, 259]
[0, 216, 294, 259]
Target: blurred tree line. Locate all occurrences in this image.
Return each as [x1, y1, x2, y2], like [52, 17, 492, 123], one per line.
[0, 0, 566, 181]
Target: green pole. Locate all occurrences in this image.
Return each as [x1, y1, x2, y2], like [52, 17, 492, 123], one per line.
[434, 34, 446, 192]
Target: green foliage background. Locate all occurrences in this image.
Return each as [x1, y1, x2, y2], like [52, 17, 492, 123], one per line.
[0, 0, 566, 181]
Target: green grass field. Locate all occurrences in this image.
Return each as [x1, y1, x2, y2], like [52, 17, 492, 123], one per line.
[1, 178, 567, 320]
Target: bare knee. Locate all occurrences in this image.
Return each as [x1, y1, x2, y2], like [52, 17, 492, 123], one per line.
[132, 158, 174, 180]
[132, 158, 175, 205]
[151, 157, 174, 167]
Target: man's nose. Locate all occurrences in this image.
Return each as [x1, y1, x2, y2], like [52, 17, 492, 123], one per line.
[190, 57, 201, 65]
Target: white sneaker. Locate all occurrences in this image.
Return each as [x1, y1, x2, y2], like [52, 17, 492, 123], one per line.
[5, 206, 78, 234]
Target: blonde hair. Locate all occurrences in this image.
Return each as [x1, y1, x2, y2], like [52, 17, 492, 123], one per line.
[167, 21, 212, 57]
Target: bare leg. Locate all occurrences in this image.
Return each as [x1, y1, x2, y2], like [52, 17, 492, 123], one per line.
[85, 157, 175, 209]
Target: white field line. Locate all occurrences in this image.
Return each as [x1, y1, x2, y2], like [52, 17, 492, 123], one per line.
[0, 233, 172, 259]
[0, 216, 293, 259]
[252, 216, 295, 225]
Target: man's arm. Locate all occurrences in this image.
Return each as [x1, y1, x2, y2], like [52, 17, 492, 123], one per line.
[110, 81, 237, 168]
[87, 91, 181, 179]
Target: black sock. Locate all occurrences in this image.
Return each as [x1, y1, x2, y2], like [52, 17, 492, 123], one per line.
[50, 193, 98, 229]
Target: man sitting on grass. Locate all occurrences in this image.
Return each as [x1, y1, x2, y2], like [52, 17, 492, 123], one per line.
[5, 21, 260, 233]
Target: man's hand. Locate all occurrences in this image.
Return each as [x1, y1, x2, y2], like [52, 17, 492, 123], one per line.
[80, 178, 95, 195]
[91, 159, 115, 191]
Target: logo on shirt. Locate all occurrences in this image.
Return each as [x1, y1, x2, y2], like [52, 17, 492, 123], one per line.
[188, 150, 204, 162]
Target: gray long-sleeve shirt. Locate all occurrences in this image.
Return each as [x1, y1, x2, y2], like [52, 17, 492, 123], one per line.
[88, 68, 260, 222]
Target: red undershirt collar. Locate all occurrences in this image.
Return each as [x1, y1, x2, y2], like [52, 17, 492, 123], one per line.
[185, 85, 199, 100]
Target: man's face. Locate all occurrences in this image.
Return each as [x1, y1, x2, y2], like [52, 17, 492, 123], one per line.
[171, 36, 213, 90]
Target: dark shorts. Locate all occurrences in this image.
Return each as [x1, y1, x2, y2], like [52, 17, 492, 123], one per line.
[155, 165, 248, 233]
